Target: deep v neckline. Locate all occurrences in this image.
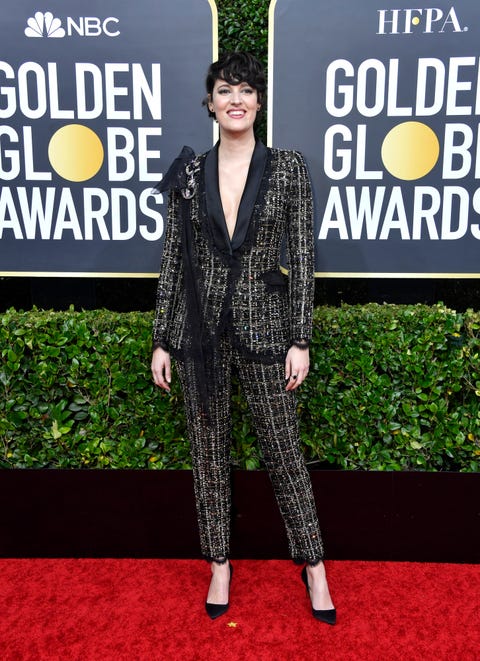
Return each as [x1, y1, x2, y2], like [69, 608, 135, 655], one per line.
[204, 140, 268, 254]
[218, 151, 253, 241]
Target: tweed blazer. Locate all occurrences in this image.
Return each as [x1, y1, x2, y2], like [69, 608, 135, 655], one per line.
[152, 140, 314, 364]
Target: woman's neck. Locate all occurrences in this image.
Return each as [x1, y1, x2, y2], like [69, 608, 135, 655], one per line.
[218, 131, 256, 162]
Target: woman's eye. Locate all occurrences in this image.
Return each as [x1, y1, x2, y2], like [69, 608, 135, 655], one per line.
[241, 88, 254, 94]
[218, 88, 230, 95]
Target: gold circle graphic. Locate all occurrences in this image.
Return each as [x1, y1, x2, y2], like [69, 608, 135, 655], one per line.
[412, 16, 421, 26]
[381, 121, 440, 181]
[48, 124, 104, 182]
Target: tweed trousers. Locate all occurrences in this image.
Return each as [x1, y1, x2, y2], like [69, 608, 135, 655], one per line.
[176, 335, 325, 565]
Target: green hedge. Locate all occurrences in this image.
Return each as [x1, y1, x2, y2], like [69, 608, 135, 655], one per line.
[1, 304, 479, 471]
[218, 0, 268, 59]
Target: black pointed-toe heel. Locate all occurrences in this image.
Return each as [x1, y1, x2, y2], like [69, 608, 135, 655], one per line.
[205, 563, 233, 620]
[301, 565, 336, 625]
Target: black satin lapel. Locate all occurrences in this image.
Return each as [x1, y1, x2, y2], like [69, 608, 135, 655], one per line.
[204, 143, 232, 255]
[231, 140, 268, 251]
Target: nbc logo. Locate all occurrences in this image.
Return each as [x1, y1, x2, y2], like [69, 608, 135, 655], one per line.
[25, 12, 65, 38]
[24, 11, 120, 38]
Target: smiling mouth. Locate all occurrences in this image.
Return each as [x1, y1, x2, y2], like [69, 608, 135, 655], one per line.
[227, 110, 246, 118]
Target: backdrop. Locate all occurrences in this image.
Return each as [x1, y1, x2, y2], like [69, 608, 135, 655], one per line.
[269, 0, 480, 276]
[0, 0, 216, 276]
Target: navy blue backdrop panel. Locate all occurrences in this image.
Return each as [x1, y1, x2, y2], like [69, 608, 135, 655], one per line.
[0, 0, 216, 276]
[269, 0, 480, 276]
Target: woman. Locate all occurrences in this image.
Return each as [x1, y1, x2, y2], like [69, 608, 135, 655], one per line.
[151, 52, 335, 624]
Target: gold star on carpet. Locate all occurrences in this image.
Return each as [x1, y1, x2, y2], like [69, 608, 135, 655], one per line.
[227, 621, 238, 628]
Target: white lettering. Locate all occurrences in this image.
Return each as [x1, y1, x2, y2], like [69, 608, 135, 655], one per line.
[138, 127, 162, 181]
[84, 17, 102, 37]
[325, 57, 480, 119]
[323, 125, 352, 180]
[357, 59, 385, 118]
[379, 187, 410, 240]
[416, 59, 445, 116]
[387, 59, 413, 116]
[0, 125, 20, 179]
[0, 62, 162, 120]
[103, 18, 120, 37]
[441, 186, 469, 238]
[412, 187, 441, 239]
[132, 63, 161, 120]
[17, 187, 55, 239]
[442, 123, 473, 178]
[107, 127, 135, 181]
[18, 62, 47, 119]
[346, 186, 385, 239]
[47, 63, 74, 119]
[446, 57, 476, 115]
[111, 189, 137, 240]
[0, 61, 15, 119]
[0, 187, 23, 238]
[355, 125, 383, 180]
[105, 63, 130, 120]
[83, 188, 111, 240]
[0, 187, 165, 242]
[139, 190, 163, 240]
[471, 188, 480, 239]
[23, 126, 51, 180]
[319, 187, 349, 239]
[325, 60, 354, 118]
[75, 63, 103, 119]
[53, 189, 83, 240]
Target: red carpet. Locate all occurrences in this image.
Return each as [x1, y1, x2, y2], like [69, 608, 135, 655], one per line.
[0, 560, 478, 660]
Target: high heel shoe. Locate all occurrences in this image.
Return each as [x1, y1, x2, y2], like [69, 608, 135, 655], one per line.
[301, 565, 336, 625]
[205, 563, 233, 620]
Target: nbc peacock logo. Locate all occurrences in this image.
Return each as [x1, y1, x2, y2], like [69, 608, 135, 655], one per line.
[23, 11, 120, 37]
[25, 11, 65, 38]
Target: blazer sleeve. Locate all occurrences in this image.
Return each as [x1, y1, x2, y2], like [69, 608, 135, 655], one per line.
[152, 188, 182, 351]
[285, 151, 315, 345]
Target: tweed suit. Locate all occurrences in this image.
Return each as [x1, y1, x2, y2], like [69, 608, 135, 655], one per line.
[153, 140, 324, 564]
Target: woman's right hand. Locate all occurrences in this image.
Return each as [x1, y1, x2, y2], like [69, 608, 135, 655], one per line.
[151, 347, 172, 392]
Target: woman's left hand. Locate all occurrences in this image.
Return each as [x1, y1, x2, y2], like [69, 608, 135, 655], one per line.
[285, 345, 310, 391]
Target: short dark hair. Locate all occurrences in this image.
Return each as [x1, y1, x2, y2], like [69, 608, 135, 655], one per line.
[203, 52, 266, 118]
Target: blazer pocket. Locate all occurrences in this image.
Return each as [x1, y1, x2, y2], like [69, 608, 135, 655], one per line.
[260, 269, 288, 293]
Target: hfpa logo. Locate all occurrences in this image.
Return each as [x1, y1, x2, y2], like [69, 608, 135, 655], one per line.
[24, 11, 120, 38]
[377, 7, 468, 35]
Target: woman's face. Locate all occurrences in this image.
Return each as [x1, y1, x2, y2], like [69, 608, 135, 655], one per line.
[208, 79, 260, 135]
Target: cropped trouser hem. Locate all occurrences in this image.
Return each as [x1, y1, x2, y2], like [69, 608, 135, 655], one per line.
[292, 556, 325, 567]
[203, 555, 229, 564]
